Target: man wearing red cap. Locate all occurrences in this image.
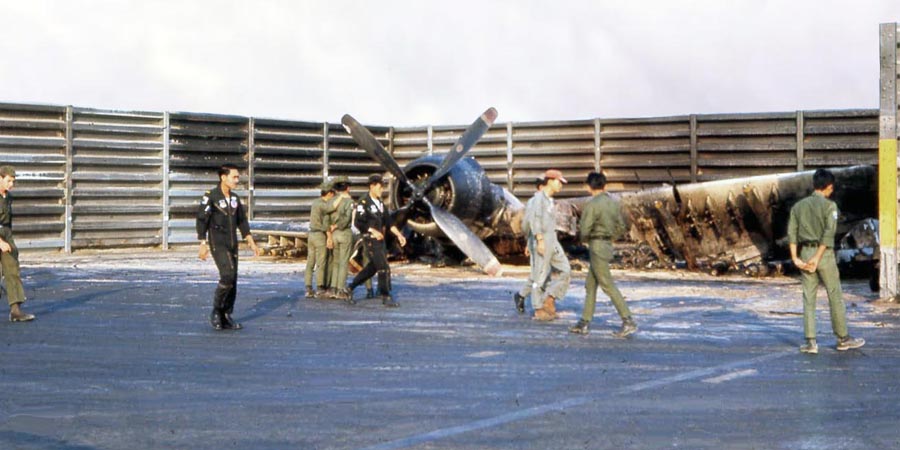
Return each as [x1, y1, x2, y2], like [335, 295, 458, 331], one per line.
[529, 169, 571, 321]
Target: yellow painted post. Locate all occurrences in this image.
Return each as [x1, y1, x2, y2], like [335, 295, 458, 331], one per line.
[879, 23, 898, 298]
[879, 138, 897, 250]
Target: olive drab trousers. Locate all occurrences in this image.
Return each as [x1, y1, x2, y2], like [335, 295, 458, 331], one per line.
[799, 246, 848, 339]
[582, 239, 630, 322]
[0, 231, 25, 306]
[305, 231, 329, 289]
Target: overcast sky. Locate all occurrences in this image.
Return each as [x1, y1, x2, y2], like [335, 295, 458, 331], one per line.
[2, 0, 899, 126]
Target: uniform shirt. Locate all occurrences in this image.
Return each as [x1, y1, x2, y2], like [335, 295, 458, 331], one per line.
[579, 192, 625, 243]
[309, 197, 330, 233]
[529, 190, 558, 245]
[355, 193, 390, 236]
[520, 192, 540, 239]
[0, 192, 11, 228]
[196, 185, 251, 250]
[330, 195, 354, 231]
[787, 191, 838, 248]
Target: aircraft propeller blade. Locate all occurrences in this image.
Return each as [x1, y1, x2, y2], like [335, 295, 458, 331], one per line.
[421, 107, 498, 197]
[341, 114, 411, 188]
[425, 198, 502, 277]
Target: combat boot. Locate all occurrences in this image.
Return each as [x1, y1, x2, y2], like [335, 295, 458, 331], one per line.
[800, 338, 818, 354]
[343, 287, 357, 305]
[366, 288, 376, 299]
[305, 287, 316, 299]
[382, 294, 399, 308]
[836, 335, 865, 351]
[613, 317, 638, 338]
[543, 296, 558, 318]
[533, 308, 555, 321]
[569, 319, 590, 335]
[513, 292, 526, 314]
[209, 310, 224, 331]
[222, 313, 242, 330]
[8, 304, 35, 322]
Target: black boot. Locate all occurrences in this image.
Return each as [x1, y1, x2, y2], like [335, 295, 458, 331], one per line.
[382, 294, 399, 308]
[222, 313, 242, 330]
[343, 286, 357, 305]
[209, 310, 224, 330]
[569, 319, 590, 335]
[613, 317, 638, 338]
[366, 288, 376, 299]
[513, 292, 526, 314]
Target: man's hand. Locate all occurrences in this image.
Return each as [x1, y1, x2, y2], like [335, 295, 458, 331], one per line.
[395, 233, 407, 247]
[805, 259, 819, 273]
[0, 239, 10, 253]
[536, 239, 545, 256]
[524, 246, 531, 257]
[198, 242, 210, 261]
[326, 237, 334, 249]
[369, 229, 384, 241]
[247, 236, 260, 257]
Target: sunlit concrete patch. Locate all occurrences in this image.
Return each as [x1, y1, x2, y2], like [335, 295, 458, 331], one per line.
[466, 351, 504, 358]
[702, 368, 758, 384]
[653, 321, 701, 329]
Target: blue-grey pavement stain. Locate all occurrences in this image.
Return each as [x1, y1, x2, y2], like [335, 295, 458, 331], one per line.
[1, 252, 898, 449]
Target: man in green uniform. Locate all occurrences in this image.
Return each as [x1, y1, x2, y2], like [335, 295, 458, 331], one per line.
[569, 172, 636, 337]
[326, 176, 353, 298]
[0, 166, 35, 322]
[788, 168, 865, 354]
[306, 180, 334, 298]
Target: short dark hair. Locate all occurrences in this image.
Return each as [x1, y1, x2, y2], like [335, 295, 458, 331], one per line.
[586, 171, 607, 190]
[218, 164, 240, 178]
[333, 182, 350, 191]
[812, 169, 835, 190]
[535, 177, 547, 188]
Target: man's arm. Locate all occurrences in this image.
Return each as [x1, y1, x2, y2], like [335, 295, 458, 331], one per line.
[197, 191, 212, 260]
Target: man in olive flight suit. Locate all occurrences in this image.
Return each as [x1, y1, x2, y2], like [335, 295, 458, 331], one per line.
[530, 169, 571, 321]
[513, 176, 547, 314]
[306, 180, 334, 298]
[0, 165, 35, 323]
[343, 174, 406, 306]
[788, 168, 865, 354]
[197, 164, 259, 331]
[326, 176, 353, 298]
[569, 171, 637, 337]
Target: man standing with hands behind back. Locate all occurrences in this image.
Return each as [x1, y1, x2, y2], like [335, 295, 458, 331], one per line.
[788, 168, 864, 354]
[197, 164, 259, 331]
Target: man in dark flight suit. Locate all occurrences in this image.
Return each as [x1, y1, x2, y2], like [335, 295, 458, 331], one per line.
[197, 164, 260, 331]
[343, 174, 406, 307]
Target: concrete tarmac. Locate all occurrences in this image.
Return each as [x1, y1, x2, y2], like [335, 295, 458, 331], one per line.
[1, 251, 898, 449]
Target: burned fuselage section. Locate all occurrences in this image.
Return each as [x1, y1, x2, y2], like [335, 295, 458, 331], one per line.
[618, 165, 877, 275]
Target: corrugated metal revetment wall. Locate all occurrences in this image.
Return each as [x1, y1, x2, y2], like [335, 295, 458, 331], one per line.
[0, 102, 880, 252]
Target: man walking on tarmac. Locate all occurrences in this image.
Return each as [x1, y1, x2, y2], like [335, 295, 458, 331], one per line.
[569, 171, 637, 337]
[513, 176, 547, 314]
[530, 169, 571, 321]
[197, 164, 259, 331]
[0, 165, 35, 323]
[343, 174, 406, 306]
[788, 168, 865, 354]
